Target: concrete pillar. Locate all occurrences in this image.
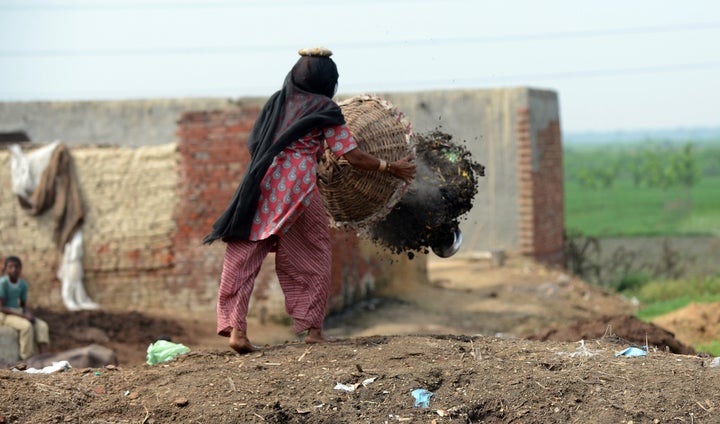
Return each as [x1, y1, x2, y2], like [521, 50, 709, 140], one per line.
[0, 326, 20, 364]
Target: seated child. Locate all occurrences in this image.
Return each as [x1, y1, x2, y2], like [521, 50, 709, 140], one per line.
[0, 256, 50, 360]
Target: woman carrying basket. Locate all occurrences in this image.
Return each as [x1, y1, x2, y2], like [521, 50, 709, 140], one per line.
[203, 47, 416, 354]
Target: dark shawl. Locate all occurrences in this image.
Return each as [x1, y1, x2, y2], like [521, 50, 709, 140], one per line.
[203, 55, 345, 244]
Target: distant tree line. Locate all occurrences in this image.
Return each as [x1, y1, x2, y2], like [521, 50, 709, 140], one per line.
[566, 142, 711, 190]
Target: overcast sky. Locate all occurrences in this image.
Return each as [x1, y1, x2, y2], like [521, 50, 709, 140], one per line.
[1, 0, 719, 133]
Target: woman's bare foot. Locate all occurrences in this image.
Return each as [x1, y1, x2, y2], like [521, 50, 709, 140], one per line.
[229, 328, 255, 354]
[304, 328, 336, 344]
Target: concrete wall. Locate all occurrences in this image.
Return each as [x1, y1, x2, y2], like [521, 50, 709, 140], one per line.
[0, 98, 262, 146]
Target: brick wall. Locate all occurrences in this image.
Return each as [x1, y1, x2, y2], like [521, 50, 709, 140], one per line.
[516, 107, 565, 266]
[172, 109, 257, 312]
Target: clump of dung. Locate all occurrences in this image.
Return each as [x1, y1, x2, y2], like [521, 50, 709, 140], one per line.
[368, 129, 485, 258]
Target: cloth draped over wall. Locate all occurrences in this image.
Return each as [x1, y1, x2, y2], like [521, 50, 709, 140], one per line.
[9, 142, 99, 311]
[13, 142, 84, 248]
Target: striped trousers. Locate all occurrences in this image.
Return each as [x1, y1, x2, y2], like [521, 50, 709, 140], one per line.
[216, 192, 332, 336]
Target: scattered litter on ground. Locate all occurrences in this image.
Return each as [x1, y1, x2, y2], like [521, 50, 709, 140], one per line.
[333, 382, 360, 392]
[362, 376, 377, 386]
[2, 335, 719, 423]
[411, 388, 434, 407]
[16, 360, 72, 374]
[146, 340, 190, 365]
[333, 376, 378, 392]
[557, 340, 604, 358]
[615, 347, 647, 357]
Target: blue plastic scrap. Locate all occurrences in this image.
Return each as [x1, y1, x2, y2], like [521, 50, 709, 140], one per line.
[411, 389, 434, 408]
[615, 347, 647, 357]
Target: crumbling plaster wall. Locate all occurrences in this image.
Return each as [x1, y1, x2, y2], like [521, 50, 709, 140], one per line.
[0, 144, 182, 310]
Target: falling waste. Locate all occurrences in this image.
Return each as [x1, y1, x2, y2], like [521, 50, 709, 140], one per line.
[368, 129, 485, 259]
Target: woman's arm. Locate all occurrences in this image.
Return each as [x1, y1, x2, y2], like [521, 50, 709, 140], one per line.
[322, 123, 416, 183]
[342, 148, 416, 183]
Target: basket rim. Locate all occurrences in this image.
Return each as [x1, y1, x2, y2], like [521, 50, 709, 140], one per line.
[322, 94, 416, 230]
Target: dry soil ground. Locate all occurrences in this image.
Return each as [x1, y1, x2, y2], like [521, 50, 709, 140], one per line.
[1, 254, 718, 423]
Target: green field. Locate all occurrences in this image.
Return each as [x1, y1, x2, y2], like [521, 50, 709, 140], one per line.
[564, 140, 720, 237]
[565, 177, 720, 237]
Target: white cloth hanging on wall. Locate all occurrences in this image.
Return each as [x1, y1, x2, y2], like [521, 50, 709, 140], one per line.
[9, 140, 59, 202]
[57, 230, 99, 311]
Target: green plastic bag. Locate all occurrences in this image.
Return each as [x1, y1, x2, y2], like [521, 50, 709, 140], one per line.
[146, 340, 190, 365]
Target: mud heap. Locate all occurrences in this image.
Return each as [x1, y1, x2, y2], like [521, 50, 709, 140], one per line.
[368, 129, 485, 258]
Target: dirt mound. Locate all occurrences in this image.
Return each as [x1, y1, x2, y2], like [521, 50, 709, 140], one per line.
[33, 308, 187, 366]
[2, 256, 718, 422]
[652, 302, 720, 346]
[529, 314, 695, 355]
[1, 335, 717, 423]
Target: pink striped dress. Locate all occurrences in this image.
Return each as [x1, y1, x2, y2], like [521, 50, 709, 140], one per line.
[217, 124, 357, 337]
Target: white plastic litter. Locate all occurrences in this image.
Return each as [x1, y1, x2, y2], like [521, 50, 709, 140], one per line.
[333, 382, 359, 392]
[18, 360, 72, 374]
[709, 357, 720, 368]
[362, 377, 377, 387]
[333, 376, 378, 392]
[557, 340, 603, 358]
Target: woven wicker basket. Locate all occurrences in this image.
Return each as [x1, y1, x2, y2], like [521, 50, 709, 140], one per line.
[317, 95, 414, 229]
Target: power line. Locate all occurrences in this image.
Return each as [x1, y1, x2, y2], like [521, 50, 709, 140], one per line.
[2, 61, 718, 100]
[2, 22, 719, 58]
[1, 0, 443, 10]
[363, 61, 720, 89]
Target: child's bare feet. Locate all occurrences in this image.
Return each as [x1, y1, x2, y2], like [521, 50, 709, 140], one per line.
[229, 328, 255, 354]
[304, 328, 336, 344]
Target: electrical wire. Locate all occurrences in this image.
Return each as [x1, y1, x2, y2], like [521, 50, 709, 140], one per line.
[1, 22, 719, 57]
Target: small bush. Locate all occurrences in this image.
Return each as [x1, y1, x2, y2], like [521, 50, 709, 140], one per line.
[614, 271, 653, 292]
[633, 275, 720, 320]
[634, 275, 720, 303]
[695, 340, 720, 357]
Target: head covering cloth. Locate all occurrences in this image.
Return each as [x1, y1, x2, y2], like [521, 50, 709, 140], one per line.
[203, 51, 345, 243]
